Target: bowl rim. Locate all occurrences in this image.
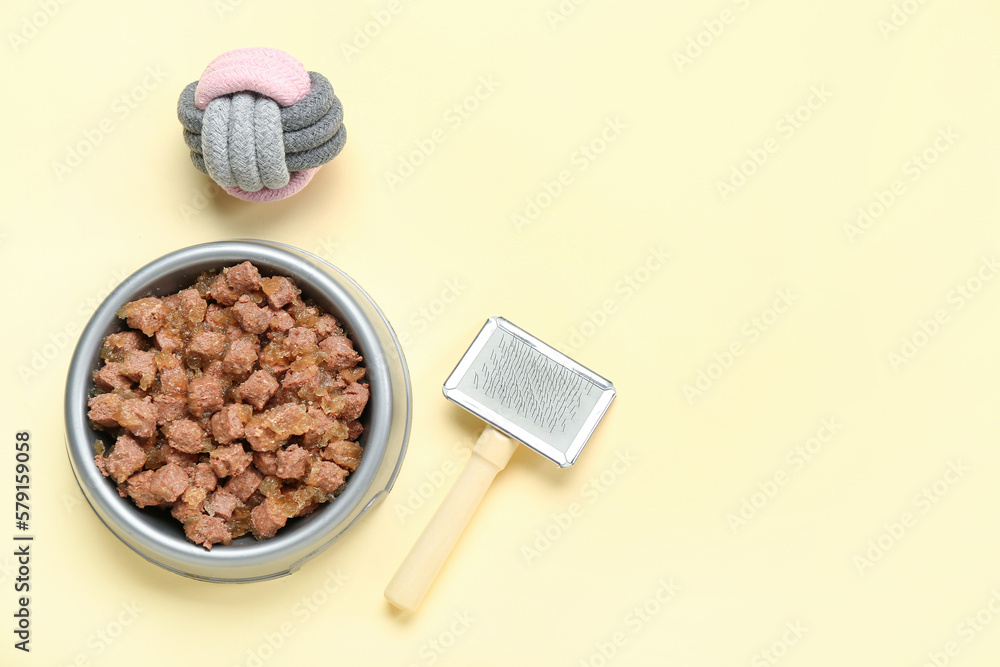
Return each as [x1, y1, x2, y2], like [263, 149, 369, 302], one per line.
[64, 239, 411, 582]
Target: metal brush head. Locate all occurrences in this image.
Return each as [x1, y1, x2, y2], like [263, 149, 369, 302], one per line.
[443, 317, 616, 467]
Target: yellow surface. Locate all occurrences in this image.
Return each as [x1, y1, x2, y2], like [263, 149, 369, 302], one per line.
[1, 0, 999, 664]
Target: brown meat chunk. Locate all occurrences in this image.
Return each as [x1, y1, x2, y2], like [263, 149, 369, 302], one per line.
[276, 445, 310, 480]
[161, 444, 198, 467]
[250, 499, 287, 539]
[120, 350, 157, 390]
[172, 498, 204, 523]
[269, 308, 295, 332]
[184, 515, 232, 549]
[190, 462, 217, 491]
[165, 419, 205, 454]
[314, 314, 339, 338]
[153, 393, 188, 425]
[340, 382, 369, 421]
[188, 331, 226, 359]
[119, 297, 164, 336]
[225, 466, 263, 502]
[88, 393, 122, 427]
[124, 470, 161, 508]
[103, 331, 144, 355]
[154, 327, 183, 353]
[282, 365, 320, 400]
[99, 434, 147, 483]
[346, 420, 364, 440]
[285, 327, 318, 356]
[94, 362, 131, 390]
[238, 370, 279, 410]
[260, 276, 297, 308]
[209, 443, 252, 478]
[319, 335, 361, 371]
[210, 403, 252, 444]
[150, 463, 189, 503]
[252, 451, 278, 476]
[158, 363, 188, 395]
[208, 274, 240, 306]
[222, 336, 258, 377]
[232, 295, 269, 335]
[206, 489, 238, 521]
[178, 288, 207, 324]
[225, 261, 261, 293]
[306, 461, 348, 494]
[115, 398, 158, 438]
[187, 376, 223, 417]
[323, 440, 362, 472]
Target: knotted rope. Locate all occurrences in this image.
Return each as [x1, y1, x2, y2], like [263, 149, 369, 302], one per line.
[177, 48, 346, 202]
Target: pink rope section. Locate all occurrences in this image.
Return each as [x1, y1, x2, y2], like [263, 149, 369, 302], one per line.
[222, 168, 320, 202]
[194, 48, 311, 110]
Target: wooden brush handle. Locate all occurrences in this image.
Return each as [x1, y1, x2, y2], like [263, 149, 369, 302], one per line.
[385, 426, 518, 612]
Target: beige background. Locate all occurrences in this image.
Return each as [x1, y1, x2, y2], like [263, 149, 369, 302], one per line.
[2, 0, 999, 664]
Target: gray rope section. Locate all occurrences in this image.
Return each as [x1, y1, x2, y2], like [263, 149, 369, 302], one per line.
[254, 96, 290, 189]
[201, 96, 237, 188]
[178, 72, 334, 134]
[283, 98, 343, 153]
[190, 151, 208, 175]
[285, 124, 347, 171]
[180, 71, 344, 187]
[182, 129, 201, 151]
[280, 72, 334, 131]
[177, 81, 202, 133]
[228, 93, 263, 192]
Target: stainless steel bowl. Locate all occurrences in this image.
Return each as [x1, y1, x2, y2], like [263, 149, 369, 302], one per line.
[64, 240, 411, 582]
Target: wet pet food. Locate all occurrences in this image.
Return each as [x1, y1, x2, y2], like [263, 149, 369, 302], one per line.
[89, 262, 369, 549]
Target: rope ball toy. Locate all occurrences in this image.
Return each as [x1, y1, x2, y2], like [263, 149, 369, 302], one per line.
[176, 47, 346, 202]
